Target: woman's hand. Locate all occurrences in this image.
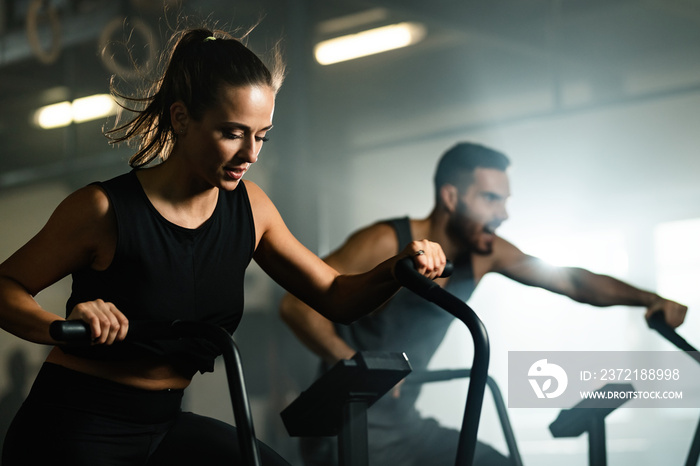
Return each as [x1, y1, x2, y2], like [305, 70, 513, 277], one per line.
[67, 299, 129, 345]
[397, 239, 447, 280]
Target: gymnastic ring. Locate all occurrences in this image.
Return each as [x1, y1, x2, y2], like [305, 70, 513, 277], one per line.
[99, 16, 158, 80]
[25, 0, 62, 65]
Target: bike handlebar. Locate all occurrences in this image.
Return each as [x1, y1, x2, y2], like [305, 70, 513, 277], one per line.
[394, 256, 488, 466]
[49, 319, 181, 343]
[646, 311, 700, 366]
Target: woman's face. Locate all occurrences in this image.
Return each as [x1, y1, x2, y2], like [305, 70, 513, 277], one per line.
[179, 84, 275, 191]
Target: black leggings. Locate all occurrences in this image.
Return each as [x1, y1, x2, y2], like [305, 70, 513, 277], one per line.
[2, 363, 290, 466]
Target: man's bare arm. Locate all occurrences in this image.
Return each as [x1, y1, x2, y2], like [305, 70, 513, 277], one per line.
[491, 236, 687, 328]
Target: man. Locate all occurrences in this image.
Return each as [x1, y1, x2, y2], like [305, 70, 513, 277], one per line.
[279, 142, 687, 466]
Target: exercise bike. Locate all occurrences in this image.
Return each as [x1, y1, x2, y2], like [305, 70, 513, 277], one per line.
[47, 258, 456, 466]
[548, 312, 700, 466]
[281, 258, 700, 466]
[281, 257, 505, 466]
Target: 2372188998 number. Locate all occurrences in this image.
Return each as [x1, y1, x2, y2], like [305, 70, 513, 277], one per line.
[598, 368, 680, 381]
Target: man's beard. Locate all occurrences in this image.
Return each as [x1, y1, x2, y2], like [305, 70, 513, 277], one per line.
[450, 197, 501, 255]
[446, 213, 494, 256]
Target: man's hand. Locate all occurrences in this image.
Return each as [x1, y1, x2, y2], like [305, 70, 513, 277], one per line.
[645, 297, 687, 329]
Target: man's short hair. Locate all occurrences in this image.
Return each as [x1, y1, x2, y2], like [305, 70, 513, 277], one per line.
[434, 142, 510, 197]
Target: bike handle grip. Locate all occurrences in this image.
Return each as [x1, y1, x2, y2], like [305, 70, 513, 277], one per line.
[647, 311, 698, 353]
[49, 320, 167, 343]
[442, 260, 454, 278]
[394, 257, 453, 300]
[396, 257, 453, 277]
[50, 320, 91, 342]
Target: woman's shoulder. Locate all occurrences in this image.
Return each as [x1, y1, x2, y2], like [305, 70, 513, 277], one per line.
[58, 183, 112, 219]
[61, 172, 134, 209]
[239, 179, 285, 241]
[22, 182, 118, 276]
[47, 181, 118, 247]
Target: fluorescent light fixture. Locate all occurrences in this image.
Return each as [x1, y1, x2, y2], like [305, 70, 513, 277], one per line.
[72, 94, 118, 123]
[34, 101, 72, 129]
[314, 22, 426, 65]
[33, 94, 118, 129]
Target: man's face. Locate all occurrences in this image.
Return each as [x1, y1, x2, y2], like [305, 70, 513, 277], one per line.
[448, 167, 511, 254]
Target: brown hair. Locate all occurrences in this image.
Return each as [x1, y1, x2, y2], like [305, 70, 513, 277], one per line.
[105, 27, 285, 168]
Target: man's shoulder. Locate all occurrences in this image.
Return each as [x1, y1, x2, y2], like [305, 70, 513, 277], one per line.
[331, 219, 406, 265]
[371, 216, 409, 231]
[349, 220, 401, 246]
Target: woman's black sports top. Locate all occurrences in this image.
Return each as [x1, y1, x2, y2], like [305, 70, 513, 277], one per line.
[63, 170, 255, 374]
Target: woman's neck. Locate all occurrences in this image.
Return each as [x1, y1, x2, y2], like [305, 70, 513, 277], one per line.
[135, 161, 220, 229]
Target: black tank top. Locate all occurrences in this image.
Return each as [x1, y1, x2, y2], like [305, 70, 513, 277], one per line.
[63, 170, 255, 373]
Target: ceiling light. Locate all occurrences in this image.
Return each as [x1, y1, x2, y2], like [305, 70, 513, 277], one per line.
[314, 22, 426, 65]
[72, 94, 118, 123]
[33, 101, 72, 129]
[33, 94, 118, 129]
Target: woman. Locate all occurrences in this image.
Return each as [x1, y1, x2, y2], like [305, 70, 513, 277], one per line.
[0, 27, 446, 465]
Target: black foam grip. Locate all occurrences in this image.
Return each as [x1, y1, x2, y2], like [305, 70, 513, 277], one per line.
[442, 260, 454, 278]
[394, 257, 453, 301]
[647, 311, 698, 353]
[49, 320, 91, 342]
